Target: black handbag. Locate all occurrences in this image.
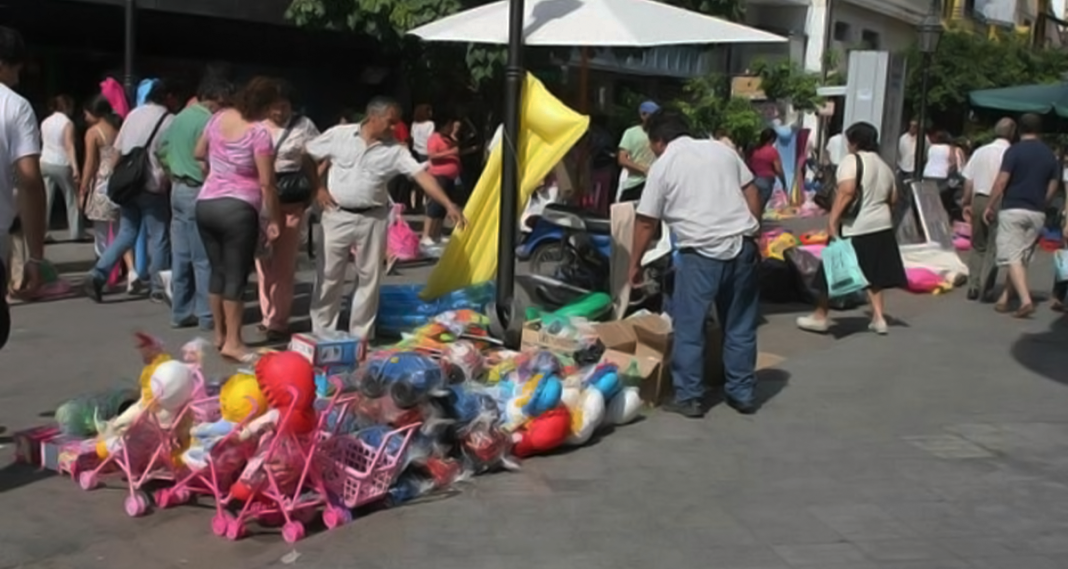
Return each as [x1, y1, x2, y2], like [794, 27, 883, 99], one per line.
[813, 153, 863, 219]
[274, 116, 312, 205]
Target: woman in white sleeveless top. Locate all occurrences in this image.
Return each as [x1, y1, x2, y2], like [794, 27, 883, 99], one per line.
[40, 95, 84, 241]
[79, 95, 134, 283]
[923, 131, 960, 218]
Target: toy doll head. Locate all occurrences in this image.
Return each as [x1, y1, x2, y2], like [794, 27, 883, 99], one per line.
[255, 351, 316, 434]
[220, 373, 268, 423]
[149, 360, 196, 413]
[181, 338, 209, 368]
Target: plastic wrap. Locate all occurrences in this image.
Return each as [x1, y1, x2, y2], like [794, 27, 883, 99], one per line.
[376, 282, 495, 337]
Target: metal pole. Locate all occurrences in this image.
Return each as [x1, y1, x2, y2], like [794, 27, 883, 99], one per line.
[123, 0, 136, 104]
[913, 51, 931, 180]
[496, 0, 525, 330]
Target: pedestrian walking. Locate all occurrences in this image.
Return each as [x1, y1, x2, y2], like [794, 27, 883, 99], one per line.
[421, 117, 476, 246]
[961, 118, 1014, 302]
[256, 80, 320, 342]
[983, 113, 1059, 318]
[748, 127, 787, 210]
[616, 101, 658, 203]
[303, 97, 465, 340]
[159, 72, 233, 330]
[79, 95, 132, 283]
[628, 110, 762, 419]
[41, 94, 84, 242]
[410, 104, 435, 213]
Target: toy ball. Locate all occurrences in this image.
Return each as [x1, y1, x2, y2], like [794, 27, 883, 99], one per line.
[606, 387, 642, 426]
[150, 360, 196, 412]
[518, 374, 563, 418]
[565, 389, 605, 447]
[219, 373, 268, 423]
[513, 406, 571, 458]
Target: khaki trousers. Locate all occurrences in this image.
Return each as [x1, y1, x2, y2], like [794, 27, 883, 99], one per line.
[966, 194, 998, 294]
[310, 206, 388, 340]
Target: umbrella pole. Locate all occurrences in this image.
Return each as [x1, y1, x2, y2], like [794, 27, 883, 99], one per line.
[495, 0, 526, 345]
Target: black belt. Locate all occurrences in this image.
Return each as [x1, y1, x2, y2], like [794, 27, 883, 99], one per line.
[338, 205, 386, 215]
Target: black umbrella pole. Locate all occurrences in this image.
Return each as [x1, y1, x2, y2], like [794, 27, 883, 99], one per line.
[496, 0, 525, 324]
[124, 0, 136, 103]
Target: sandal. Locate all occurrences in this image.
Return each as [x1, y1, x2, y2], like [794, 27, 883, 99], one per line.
[220, 350, 260, 365]
[1051, 301, 1065, 313]
[994, 303, 1011, 313]
[1013, 304, 1035, 319]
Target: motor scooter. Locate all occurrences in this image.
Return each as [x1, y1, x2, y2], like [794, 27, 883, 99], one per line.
[521, 203, 673, 310]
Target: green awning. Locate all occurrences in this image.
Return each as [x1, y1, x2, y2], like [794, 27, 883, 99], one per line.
[969, 82, 1068, 117]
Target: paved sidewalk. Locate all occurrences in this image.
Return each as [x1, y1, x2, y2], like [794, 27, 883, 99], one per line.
[2, 245, 1068, 568]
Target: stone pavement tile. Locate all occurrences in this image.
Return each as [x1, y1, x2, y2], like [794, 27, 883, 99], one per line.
[968, 556, 1064, 569]
[903, 434, 996, 459]
[727, 504, 844, 545]
[807, 504, 917, 541]
[771, 543, 868, 566]
[872, 560, 972, 569]
[851, 538, 956, 563]
[938, 537, 1022, 559]
[659, 545, 788, 569]
[880, 501, 997, 538]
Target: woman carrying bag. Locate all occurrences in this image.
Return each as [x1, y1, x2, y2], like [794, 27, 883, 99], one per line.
[798, 122, 908, 336]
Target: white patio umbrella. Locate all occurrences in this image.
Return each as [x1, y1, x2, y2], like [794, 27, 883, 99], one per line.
[408, 0, 787, 46]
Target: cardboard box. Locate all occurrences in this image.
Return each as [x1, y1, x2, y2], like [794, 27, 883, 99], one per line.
[290, 332, 361, 367]
[13, 425, 60, 466]
[594, 314, 673, 405]
[520, 321, 592, 353]
[41, 434, 84, 472]
[56, 438, 101, 477]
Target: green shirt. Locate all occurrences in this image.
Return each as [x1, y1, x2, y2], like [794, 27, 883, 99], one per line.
[159, 103, 212, 184]
[619, 125, 656, 190]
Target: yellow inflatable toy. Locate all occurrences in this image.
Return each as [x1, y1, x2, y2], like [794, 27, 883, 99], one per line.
[421, 73, 589, 299]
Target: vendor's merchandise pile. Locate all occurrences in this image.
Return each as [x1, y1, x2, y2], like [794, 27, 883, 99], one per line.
[15, 295, 658, 543]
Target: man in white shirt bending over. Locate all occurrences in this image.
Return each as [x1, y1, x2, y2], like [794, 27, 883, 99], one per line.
[629, 110, 762, 419]
[962, 118, 1015, 302]
[897, 119, 919, 181]
[0, 26, 47, 350]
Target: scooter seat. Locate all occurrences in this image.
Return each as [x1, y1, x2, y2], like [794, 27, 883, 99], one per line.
[543, 203, 612, 234]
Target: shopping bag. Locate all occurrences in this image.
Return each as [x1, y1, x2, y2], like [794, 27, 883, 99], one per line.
[387, 204, 420, 261]
[1054, 250, 1068, 283]
[822, 238, 869, 298]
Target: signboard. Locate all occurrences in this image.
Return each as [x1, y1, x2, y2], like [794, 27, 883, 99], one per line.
[896, 180, 953, 249]
[974, 0, 1019, 26]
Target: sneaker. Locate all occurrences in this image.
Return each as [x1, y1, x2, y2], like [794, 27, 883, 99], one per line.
[796, 314, 830, 333]
[150, 291, 168, 305]
[725, 397, 758, 415]
[662, 400, 705, 419]
[128, 279, 148, 296]
[171, 316, 198, 329]
[420, 236, 438, 247]
[82, 275, 103, 303]
[869, 319, 889, 335]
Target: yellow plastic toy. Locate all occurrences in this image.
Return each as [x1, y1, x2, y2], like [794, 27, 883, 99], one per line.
[765, 232, 800, 261]
[182, 373, 267, 470]
[421, 73, 589, 299]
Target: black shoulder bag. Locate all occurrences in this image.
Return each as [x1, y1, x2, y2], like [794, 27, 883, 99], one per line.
[108, 112, 168, 206]
[274, 116, 313, 205]
[814, 153, 864, 219]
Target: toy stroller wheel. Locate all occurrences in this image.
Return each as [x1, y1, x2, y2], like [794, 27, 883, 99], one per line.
[78, 471, 100, 491]
[226, 518, 247, 541]
[323, 506, 352, 530]
[211, 513, 231, 537]
[125, 492, 150, 517]
[155, 489, 171, 509]
[282, 521, 306, 544]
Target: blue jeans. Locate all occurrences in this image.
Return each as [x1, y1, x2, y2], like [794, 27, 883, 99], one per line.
[754, 176, 775, 206]
[91, 191, 171, 293]
[170, 182, 212, 328]
[670, 240, 759, 405]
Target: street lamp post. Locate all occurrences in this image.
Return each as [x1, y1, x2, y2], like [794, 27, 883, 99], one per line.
[913, 2, 944, 180]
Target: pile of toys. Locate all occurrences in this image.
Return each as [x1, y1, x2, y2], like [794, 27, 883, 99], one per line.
[15, 307, 645, 543]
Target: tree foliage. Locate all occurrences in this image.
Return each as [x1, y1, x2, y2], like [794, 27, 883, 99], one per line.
[749, 59, 823, 113]
[674, 75, 764, 147]
[906, 27, 1068, 121]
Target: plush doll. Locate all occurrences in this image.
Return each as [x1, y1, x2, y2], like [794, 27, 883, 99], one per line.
[605, 387, 642, 426]
[562, 387, 606, 446]
[512, 406, 571, 458]
[583, 364, 622, 400]
[96, 359, 197, 459]
[182, 373, 267, 471]
[94, 333, 173, 444]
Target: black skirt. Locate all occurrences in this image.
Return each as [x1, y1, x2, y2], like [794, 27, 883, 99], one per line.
[815, 228, 908, 293]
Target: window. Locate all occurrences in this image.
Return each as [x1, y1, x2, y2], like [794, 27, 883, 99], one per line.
[861, 29, 881, 49]
[833, 21, 851, 41]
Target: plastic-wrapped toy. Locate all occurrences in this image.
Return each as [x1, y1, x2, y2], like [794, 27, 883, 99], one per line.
[512, 406, 571, 458]
[518, 373, 563, 418]
[360, 352, 446, 409]
[96, 359, 197, 459]
[54, 387, 138, 437]
[562, 388, 605, 446]
[442, 340, 484, 383]
[605, 386, 642, 426]
[583, 363, 622, 400]
[516, 350, 562, 380]
[183, 373, 267, 470]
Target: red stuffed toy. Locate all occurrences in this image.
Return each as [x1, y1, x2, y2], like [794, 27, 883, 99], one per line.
[255, 351, 317, 436]
[512, 406, 571, 458]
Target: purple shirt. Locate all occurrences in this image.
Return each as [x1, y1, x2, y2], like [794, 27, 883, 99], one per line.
[198, 113, 273, 211]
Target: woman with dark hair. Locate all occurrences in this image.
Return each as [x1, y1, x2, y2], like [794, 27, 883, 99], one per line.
[195, 76, 283, 362]
[41, 94, 84, 241]
[797, 121, 907, 336]
[748, 127, 787, 208]
[256, 79, 320, 341]
[79, 95, 133, 282]
[421, 117, 474, 246]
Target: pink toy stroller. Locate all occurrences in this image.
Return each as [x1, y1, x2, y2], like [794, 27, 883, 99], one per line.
[214, 385, 354, 543]
[78, 372, 210, 517]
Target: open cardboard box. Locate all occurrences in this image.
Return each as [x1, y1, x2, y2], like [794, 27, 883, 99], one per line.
[594, 314, 673, 405]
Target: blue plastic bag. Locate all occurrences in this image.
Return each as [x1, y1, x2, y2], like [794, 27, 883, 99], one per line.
[1055, 250, 1068, 283]
[822, 238, 869, 298]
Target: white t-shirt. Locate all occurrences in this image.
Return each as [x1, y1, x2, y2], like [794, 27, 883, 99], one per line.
[40, 112, 72, 167]
[410, 120, 434, 156]
[114, 103, 173, 193]
[0, 84, 42, 234]
[826, 133, 848, 166]
[637, 136, 758, 260]
[961, 139, 1010, 197]
[837, 151, 896, 238]
[897, 133, 917, 173]
[924, 143, 952, 178]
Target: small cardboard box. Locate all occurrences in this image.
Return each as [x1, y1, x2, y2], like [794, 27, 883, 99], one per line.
[41, 434, 83, 472]
[56, 438, 101, 477]
[595, 314, 673, 405]
[13, 425, 60, 466]
[520, 321, 593, 353]
[290, 332, 361, 367]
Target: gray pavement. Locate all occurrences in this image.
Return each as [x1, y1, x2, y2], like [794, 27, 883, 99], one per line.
[3, 238, 1068, 569]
